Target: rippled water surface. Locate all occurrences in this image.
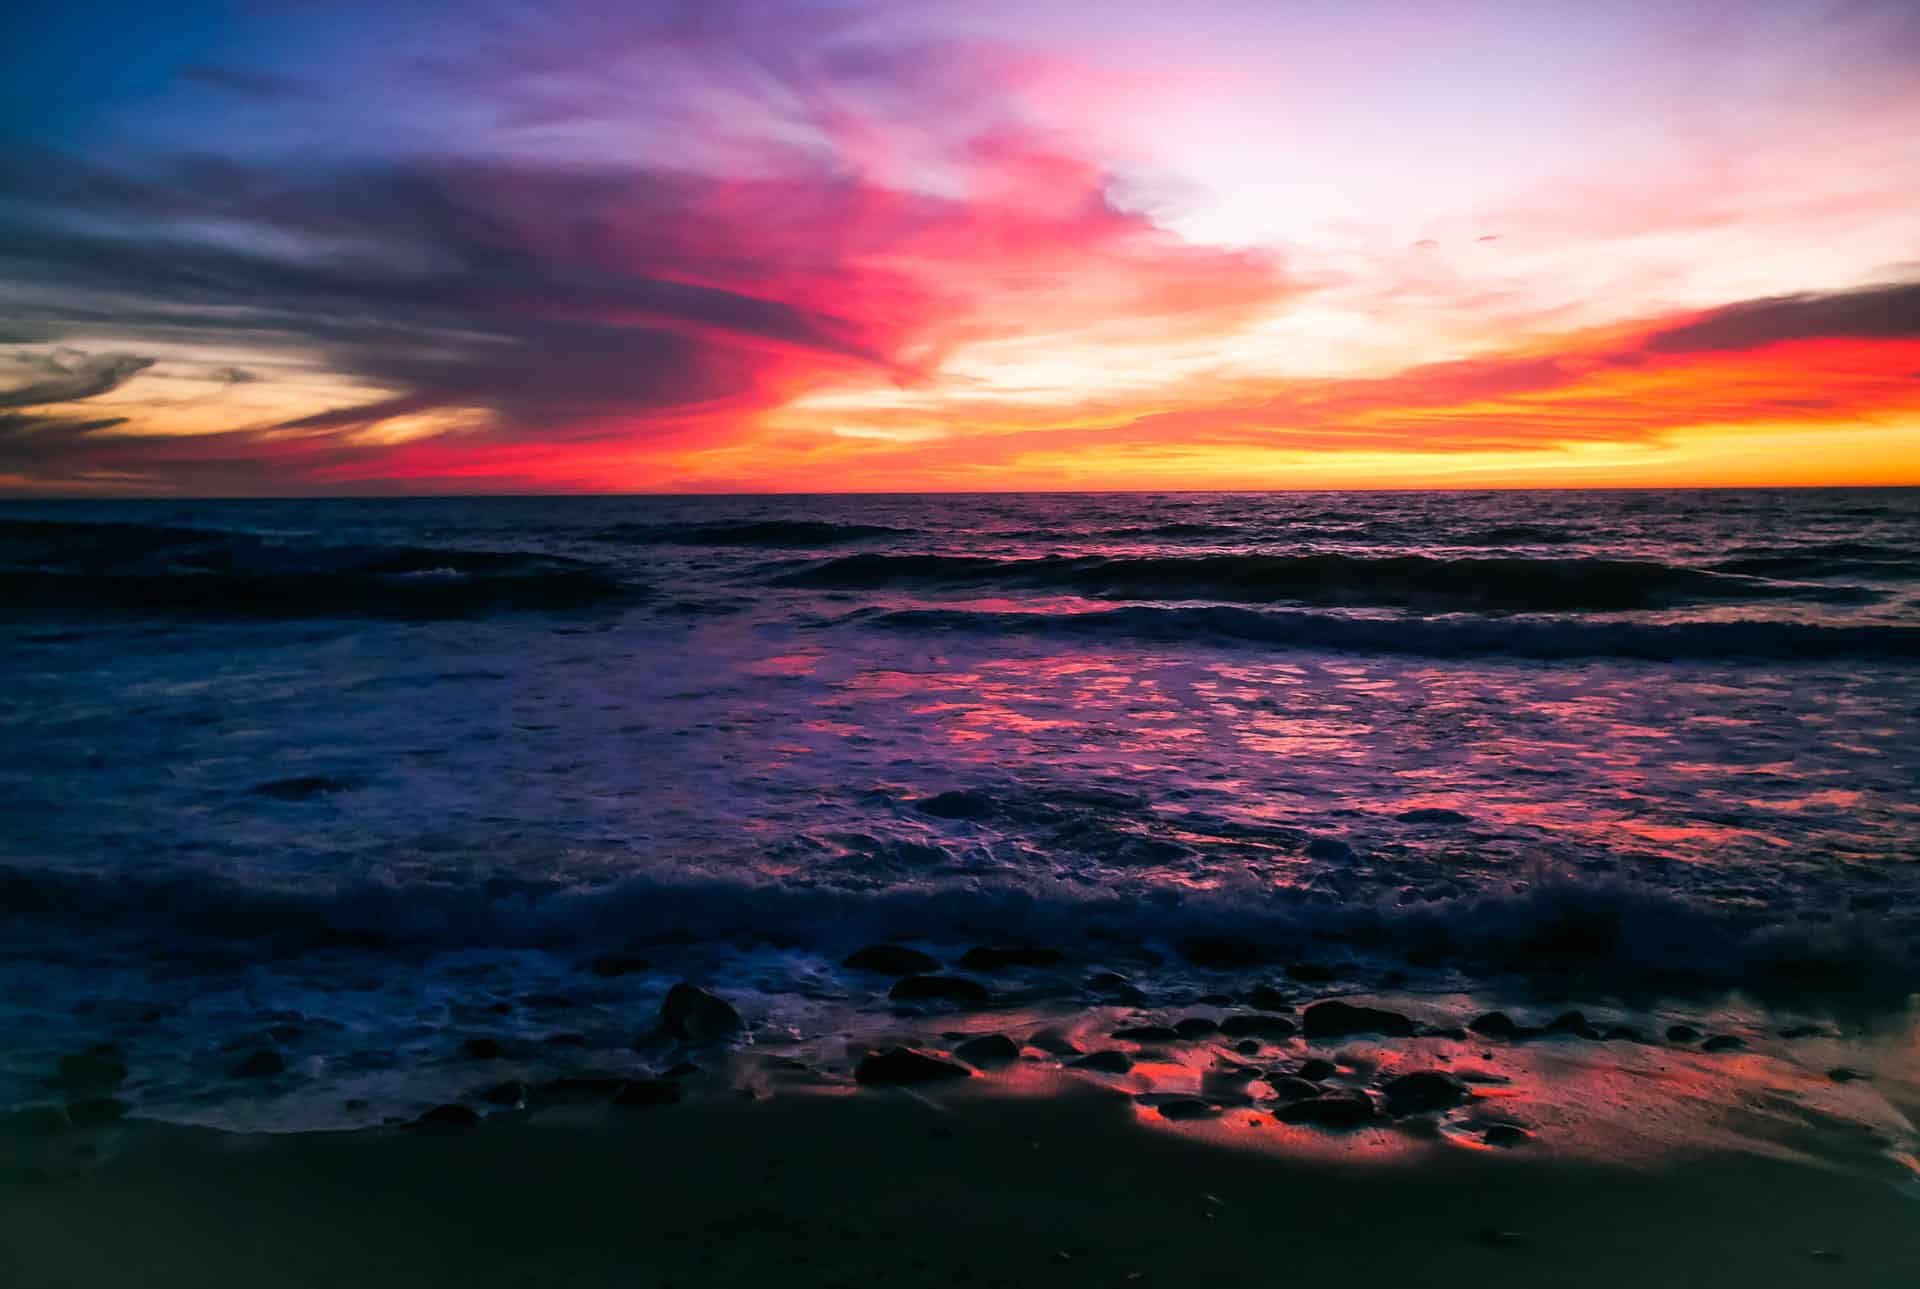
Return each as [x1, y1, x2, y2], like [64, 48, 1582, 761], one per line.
[2, 488, 1917, 1139]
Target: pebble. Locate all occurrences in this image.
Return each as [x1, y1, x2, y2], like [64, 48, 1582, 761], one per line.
[658, 983, 743, 1042]
[959, 945, 1064, 970]
[854, 1047, 975, 1085]
[1068, 1050, 1134, 1074]
[888, 975, 992, 1007]
[1381, 1070, 1470, 1116]
[1301, 1000, 1415, 1039]
[414, 1103, 481, 1127]
[1274, 1091, 1376, 1127]
[842, 944, 939, 975]
[954, 1034, 1021, 1067]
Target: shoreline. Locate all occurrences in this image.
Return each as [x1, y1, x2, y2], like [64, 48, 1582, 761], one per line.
[6, 1080, 1919, 1288]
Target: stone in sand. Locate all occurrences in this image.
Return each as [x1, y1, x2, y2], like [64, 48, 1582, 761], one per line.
[414, 1103, 481, 1127]
[1666, 1024, 1702, 1043]
[1274, 1091, 1376, 1127]
[1286, 961, 1337, 982]
[960, 945, 1064, 970]
[854, 1047, 974, 1085]
[1246, 984, 1294, 1012]
[1028, 1027, 1082, 1056]
[58, 1045, 128, 1092]
[1468, 1011, 1524, 1039]
[888, 975, 991, 1007]
[1295, 1057, 1338, 1081]
[1235, 1039, 1262, 1056]
[658, 983, 743, 1042]
[1827, 1067, 1866, 1083]
[1544, 1010, 1600, 1039]
[1779, 1024, 1825, 1039]
[1111, 1024, 1181, 1042]
[1220, 1013, 1298, 1039]
[1268, 1076, 1323, 1102]
[1156, 1098, 1222, 1121]
[954, 1034, 1021, 1067]
[227, 1049, 286, 1079]
[842, 944, 939, 975]
[1482, 1123, 1531, 1148]
[1068, 1050, 1134, 1074]
[613, 1078, 682, 1107]
[1305, 838, 1353, 861]
[1381, 1070, 1470, 1116]
[462, 1036, 505, 1059]
[1701, 1035, 1746, 1052]
[1301, 1000, 1415, 1039]
[1174, 1017, 1219, 1040]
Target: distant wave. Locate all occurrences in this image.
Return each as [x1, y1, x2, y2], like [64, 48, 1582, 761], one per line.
[593, 519, 917, 546]
[776, 551, 1874, 611]
[868, 604, 1920, 661]
[0, 861, 1905, 1001]
[0, 518, 634, 618]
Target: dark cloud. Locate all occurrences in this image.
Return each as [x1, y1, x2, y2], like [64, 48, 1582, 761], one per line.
[1642, 281, 1920, 353]
[0, 352, 154, 408]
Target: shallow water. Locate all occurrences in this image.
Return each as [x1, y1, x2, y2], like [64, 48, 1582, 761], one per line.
[2, 489, 1916, 1166]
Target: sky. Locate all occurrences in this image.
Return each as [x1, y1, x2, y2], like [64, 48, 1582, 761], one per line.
[1, 0, 1918, 495]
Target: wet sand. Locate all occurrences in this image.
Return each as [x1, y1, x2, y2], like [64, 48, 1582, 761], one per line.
[5, 1081, 1917, 1289]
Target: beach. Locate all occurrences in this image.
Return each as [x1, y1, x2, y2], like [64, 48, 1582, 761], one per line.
[8, 1072, 1920, 1289]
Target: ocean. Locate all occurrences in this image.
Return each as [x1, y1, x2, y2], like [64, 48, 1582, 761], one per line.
[2, 488, 1917, 1158]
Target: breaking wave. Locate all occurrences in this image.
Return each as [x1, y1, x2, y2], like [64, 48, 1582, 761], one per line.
[774, 551, 1873, 611]
[866, 604, 1920, 661]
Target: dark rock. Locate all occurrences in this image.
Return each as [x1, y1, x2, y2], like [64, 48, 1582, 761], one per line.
[1468, 1011, 1523, 1040]
[1396, 807, 1471, 824]
[1301, 1000, 1415, 1039]
[1111, 1025, 1181, 1043]
[1177, 936, 1274, 968]
[227, 1049, 286, 1079]
[1068, 1050, 1134, 1074]
[543, 1032, 589, 1047]
[1028, 1027, 1082, 1056]
[955, 1034, 1021, 1067]
[1544, 1010, 1600, 1040]
[58, 1045, 128, 1092]
[1220, 1013, 1297, 1040]
[759, 1055, 812, 1072]
[1381, 1070, 1470, 1116]
[889, 975, 991, 1007]
[1827, 1066, 1867, 1083]
[1295, 1058, 1338, 1081]
[960, 945, 1064, 971]
[613, 1078, 682, 1107]
[662, 1061, 700, 1078]
[1268, 1076, 1323, 1102]
[1085, 971, 1133, 992]
[1305, 838, 1353, 861]
[477, 1080, 528, 1107]
[1666, 1024, 1702, 1043]
[854, 1047, 974, 1086]
[1246, 984, 1294, 1012]
[1701, 1034, 1746, 1052]
[414, 1103, 480, 1127]
[1234, 1039, 1262, 1056]
[1286, 961, 1337, 983]
[658, 983, 743, 1042]
[1779, 1024, 1825, 1039]
[1174, 1017, 1219, 1040]
[1425, 1026, 1468, 1040]
[1602, 1025, 1644, 1042]
[1482, 1123, 1531, 1148]
[586, 954, 652, 979]
[1274, 1091, 1376, 1127]
[842, 944, 940, 975]
[1156, 1098, 1222, 1121]
[65, 1097, 129, 1126]
[462, 1036, 505, 1060]
[539, 1075, 626, 1097]
[915, 790, 994, 820]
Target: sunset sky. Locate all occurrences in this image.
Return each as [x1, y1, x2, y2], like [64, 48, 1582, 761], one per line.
[3, 0, 1918, 494]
